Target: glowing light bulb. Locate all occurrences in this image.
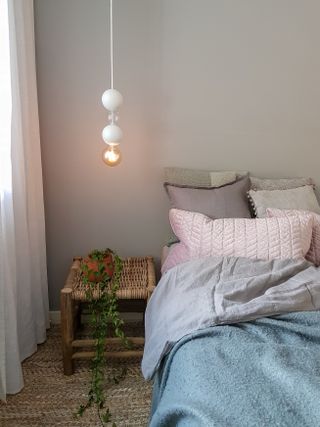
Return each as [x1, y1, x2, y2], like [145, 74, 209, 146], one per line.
[102, 145, 122, 167]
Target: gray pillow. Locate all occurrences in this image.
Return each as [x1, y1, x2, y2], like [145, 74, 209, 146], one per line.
[250, 176, 314, 191]
[248, 185, 320, 218]
[209, 171, 237, 187]
[164, 167, 212, 187]
[164, 175, 251, 219]
[164, 167, 247, 187]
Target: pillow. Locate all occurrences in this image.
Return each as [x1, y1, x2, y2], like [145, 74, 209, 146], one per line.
[266, 208, 320, 266]
[161, 209, 313, 273]
[164, 175, 251, 219]
[164, 167, 247, 187]
[250, 176, 314, 191]
[161, 243, 188, 271]
[164, 167, 212, 187]
[209, 171, 236, 187]
[248, 185, 320, 218]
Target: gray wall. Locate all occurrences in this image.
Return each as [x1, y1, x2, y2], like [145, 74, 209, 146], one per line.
[34, 0, 320, 309]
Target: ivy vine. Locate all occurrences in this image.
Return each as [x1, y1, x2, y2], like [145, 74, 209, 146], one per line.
[76, 248, 130, 426]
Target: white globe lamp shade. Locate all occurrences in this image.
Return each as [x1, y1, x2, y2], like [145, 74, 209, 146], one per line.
[102, 89, 123, 112]
[102, 124, 123, 144]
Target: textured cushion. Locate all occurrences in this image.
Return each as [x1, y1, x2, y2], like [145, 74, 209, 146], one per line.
[267, 208, 320, 266]
[250, 176, 314, 191]
[209, 171, 236, 186]
[164, 175, 251, 219]
[161, 243, 188, 272]
[164, 167, 246, 187]
[248, 185, 320, 218]
[161, 209, 313, 273]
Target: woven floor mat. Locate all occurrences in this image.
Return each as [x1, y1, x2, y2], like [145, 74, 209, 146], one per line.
[0, 323, 152, 427]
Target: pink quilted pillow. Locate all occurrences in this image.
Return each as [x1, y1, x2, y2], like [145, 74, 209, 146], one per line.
[266, 208, 320, 266]
[161, 209, 313, 273]
[161, 243, 191, 273]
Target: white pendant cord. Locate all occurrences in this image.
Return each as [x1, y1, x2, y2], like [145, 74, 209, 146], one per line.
[110, 0, 114, 89]
[101, 0, 123, 163]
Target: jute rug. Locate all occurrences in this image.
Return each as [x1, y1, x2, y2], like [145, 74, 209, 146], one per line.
[0, 323, 152, 427]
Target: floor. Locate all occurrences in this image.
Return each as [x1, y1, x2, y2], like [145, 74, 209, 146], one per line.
[0, 323, 152, 426]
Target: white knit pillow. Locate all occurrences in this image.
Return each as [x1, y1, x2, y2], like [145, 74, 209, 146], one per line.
[248, 185, 320, 218]
[250, 176, 313, 191]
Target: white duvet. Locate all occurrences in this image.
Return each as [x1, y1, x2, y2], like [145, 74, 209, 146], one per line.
[142, 256, 320, 380]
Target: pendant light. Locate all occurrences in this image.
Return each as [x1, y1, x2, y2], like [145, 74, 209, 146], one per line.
[101, 0, 123, 166]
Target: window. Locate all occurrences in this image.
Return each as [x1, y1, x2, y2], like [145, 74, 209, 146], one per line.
[0, 0, 12, 193]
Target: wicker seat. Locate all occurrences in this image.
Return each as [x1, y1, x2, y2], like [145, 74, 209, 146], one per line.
[61, 256, 156, 375]
[71, 257, 155, 301]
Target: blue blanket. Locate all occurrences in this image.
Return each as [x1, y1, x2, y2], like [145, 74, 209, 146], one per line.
[150, 311, 320, 427]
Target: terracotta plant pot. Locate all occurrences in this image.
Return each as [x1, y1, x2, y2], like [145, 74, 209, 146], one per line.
[82, 253, 115, 283]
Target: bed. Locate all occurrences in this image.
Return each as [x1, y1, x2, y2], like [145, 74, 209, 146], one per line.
[142, 168, 320, 427]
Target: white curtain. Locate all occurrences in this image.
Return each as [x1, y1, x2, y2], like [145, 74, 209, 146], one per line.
[0, 0, 49, 400]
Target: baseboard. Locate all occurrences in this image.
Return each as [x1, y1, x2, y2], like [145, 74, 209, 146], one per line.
[49, 310, 143, 325]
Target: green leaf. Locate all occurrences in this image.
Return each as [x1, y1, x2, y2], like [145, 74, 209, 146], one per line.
[101, 408, 112, 423]
[76, 404, 86, 417]
[78, 249, 126, 424]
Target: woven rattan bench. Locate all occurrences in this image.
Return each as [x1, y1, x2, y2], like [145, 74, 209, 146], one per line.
[61, 256, 156, 375]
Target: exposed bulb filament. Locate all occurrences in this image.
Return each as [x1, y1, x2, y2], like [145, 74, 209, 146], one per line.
[102, 145, 121, 167]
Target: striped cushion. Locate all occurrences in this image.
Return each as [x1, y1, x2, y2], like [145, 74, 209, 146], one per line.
[164, 167, 247, 187]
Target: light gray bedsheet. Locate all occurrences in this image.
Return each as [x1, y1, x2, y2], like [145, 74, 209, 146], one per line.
[142, 256, 320, 380]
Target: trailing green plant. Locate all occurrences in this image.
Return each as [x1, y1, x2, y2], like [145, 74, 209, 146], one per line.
[76, 248, 130, 426]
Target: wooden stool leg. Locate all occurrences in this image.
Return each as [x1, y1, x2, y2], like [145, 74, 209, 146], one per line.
[75, 302, 82, 330]
[61, 288, 74, 375]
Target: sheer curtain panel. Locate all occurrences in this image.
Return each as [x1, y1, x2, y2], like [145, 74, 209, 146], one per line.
[0, 0, 49, 399]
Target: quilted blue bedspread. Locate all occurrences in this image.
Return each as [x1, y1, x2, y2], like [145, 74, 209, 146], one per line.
[149, 311, 320, 427]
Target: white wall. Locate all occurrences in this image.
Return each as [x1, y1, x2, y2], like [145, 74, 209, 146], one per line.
[34, 0, 320, 309]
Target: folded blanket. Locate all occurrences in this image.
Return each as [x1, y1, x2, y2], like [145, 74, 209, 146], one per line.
[142, 257, 320, 380]
[150, 311, 320, 427]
